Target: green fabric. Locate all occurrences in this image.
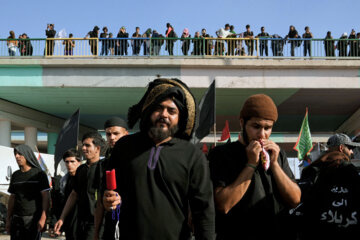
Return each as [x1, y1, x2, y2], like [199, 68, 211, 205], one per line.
[294, 109, 313, 160]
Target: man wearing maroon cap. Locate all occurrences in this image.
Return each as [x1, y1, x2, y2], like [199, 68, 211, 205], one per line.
[208, 94, 301, 240]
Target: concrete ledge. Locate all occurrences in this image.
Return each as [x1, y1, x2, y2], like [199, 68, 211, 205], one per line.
[1, 58, 360, 69]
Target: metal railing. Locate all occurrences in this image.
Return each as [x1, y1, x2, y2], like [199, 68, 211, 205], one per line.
[1, 37, 360, 59]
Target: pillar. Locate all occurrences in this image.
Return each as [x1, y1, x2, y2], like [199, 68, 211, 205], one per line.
[24, 126, 37, 151]
[0, 119, 11, 147]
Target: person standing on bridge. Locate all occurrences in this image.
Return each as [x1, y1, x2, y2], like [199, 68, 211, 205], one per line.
[85, 26, 100, 56]
[286, 25, 299, 57]
[116, 26, 129, 56]
[6, 144, 50, 240]
[45, 24, 56, 56]
[302, 26, 313, 57]
[256, 26, 270, 57]
[165, 23, 177, 55]
[337, 32, 348, 57]
[208, 94, 301, 240]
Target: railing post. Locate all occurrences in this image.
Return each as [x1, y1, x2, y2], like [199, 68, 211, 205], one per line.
[45, 39, 48, 57]
[203, 37, 205, 57]
[96, 38, 99, 56]
[149, 38, 152, 57]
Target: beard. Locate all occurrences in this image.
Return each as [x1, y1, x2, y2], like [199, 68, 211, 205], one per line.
[148, 118, 179, 142]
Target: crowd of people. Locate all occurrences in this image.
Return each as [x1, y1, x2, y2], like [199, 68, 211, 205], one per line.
[5, 77, 360, 240]
[5, 23, 360, 57]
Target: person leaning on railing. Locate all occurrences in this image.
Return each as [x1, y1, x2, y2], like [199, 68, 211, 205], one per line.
[150, 30, 163, 56]
[99, 27, 109, 56]
[108, 33, 115, 56]
[116, 26, 129, 56]
[324, 31, 335, 57]
[226, 25, 237, 56]
[256, 26, 270, 57]
[142, 28, 152, 56]
[200, 28, 212, 55]
[302, 26, 313, 57]
[7, 31, 18, 56]
[215, 24, 232, 56]
[285, 25, 299, 57]
[63, 33, 75, 56]
[165, 23, 178, 56]
[192, 31, 202, 56]
[336, 32, 348, 57]
[243, 24, 254, 56]
[348, 29, 357, 57]
[22, 33, 33, 56]
[85, 26, 100, 56]
[131, 27, 143, 56]
[181, 28, 191, 56]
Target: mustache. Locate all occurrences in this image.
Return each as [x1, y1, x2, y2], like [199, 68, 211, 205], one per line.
[156, 117, 170, 125]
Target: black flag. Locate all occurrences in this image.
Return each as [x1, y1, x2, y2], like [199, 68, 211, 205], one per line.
[54, 109, 80, 175]
[193, 80, 215, 143]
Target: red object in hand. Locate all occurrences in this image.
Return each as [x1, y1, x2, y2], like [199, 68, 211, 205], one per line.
[106, 169, 117, 190]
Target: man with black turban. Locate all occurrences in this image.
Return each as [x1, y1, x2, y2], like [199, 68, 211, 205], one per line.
[6, 144, 50, 240]
[208, 94, 301, 240]
[94, 117, 128, 240]
[102, 78, 215, 240]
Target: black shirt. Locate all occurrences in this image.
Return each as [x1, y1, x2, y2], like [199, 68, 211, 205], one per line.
[8, 168, 50, 216]
[297, 161, 360, 240]
[46, 29, 56, 38]
[208, 141, 296, 240]
[73, 161, 101, 223]
[106, 132, 215, 240]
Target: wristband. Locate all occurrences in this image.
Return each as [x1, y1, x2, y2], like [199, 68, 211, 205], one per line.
[246, 163, 257, 170]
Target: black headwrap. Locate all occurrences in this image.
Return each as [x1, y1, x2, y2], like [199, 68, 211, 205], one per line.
[14, 144, 41, 169]
[104, 117, 128, 129]
[127, 78, 197, 140]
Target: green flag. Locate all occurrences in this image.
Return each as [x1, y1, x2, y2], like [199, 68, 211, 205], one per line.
[293, 108, 314, 161]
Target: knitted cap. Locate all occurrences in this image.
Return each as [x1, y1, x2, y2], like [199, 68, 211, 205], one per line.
[240, 94, 278, 122]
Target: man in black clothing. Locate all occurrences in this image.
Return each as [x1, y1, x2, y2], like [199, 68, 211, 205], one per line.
[286, 25, 299, 57]
[86, 26, 100, 55]
[52, 149, 81, 239]
[132, 27, 142, 56]
[165, 23, 177, 55]
[54, 131, 105, 240]
[201, 28, 212, 55]
[45, 24, 56, 56]
[325, 133, 360, 159]
[6, 144, 50, 240]
[100, 27, 109, 56]
[302, 26, 313, 57]
[116, 26, 129, 56]
[243, 24, 254, 56]
[208, 94, 301, 240]
[296, 151, 360, 240]
[102, 78, 215, 240]
[256, 26, 270, 56]
[94, 117, 128, 240]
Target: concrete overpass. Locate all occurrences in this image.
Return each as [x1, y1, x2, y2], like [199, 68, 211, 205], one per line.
[0, 58, 359, 156]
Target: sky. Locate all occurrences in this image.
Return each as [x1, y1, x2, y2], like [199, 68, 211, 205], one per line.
[1, 0, 360, 40]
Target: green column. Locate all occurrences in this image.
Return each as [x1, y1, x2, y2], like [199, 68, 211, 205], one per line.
[47, 132, 58, 154]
